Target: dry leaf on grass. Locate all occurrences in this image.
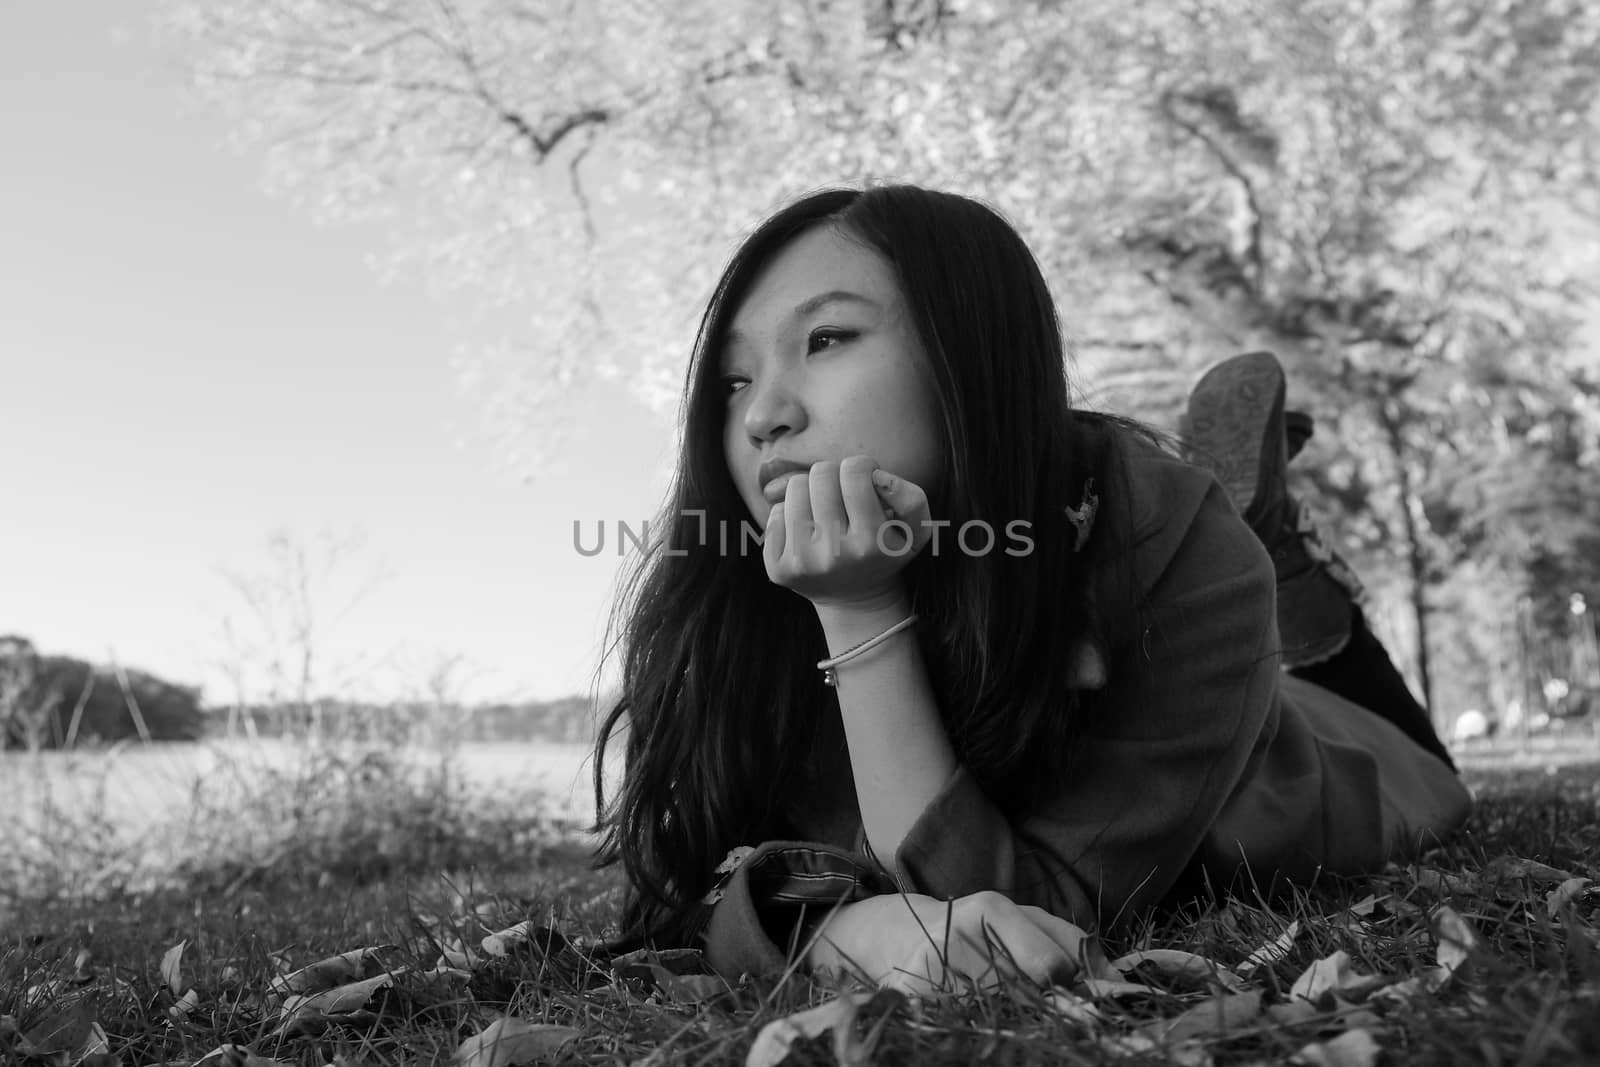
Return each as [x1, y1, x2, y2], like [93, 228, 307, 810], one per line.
[1264, 995, 1381, 1033]
[267, 946, 400, 996]
[451, 1017, 580, 1067]
[1236, 919, 1300, 975]
[655, 973, 735, 1005]
[167, 988, 201, 1023]
[1547, 877, 1595, 917]
[481, 921, 539, 958]
[1409, 865, 1477, 896]
[159, 940, 186, 996]
[745, 990, 896, 1067]
[1289, 951, 1388, 1003]
[1481, 856, 1574, 887]
[1043, 988, 1103, 1026]
[276, 972, 397, 1034]
[16, 998, 101, 1057]
[438, 940, 482, 969]
[1433, 905, 1480, 975]
[1100, 1031, 1212, 1066]
[192, 1044, 294, 1067]
[1293, 1027, 1380, 1067]
[1078, 976, 1166, 999]
[1110, 948, 1248, 992]
[1372, 904, 1482, 1003]
[1142, 989, 1263, 1045]
[1347, 895, 1379, 918]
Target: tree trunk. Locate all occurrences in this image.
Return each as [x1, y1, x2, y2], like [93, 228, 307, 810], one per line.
[1375, 397, 1435, 718]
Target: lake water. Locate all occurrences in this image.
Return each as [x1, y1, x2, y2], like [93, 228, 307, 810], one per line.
[1, 738, 616, 875]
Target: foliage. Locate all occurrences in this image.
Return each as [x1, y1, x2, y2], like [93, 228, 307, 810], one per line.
[162, 0, 1600, 711]
[0, 635, 205, 750]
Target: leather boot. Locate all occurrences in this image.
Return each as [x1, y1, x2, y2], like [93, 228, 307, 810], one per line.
[1181, 351, 1362, 668]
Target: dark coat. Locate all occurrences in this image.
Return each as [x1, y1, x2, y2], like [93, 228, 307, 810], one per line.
[700, 440, 1472, 982]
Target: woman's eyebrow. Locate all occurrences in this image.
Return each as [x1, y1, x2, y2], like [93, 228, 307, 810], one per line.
[723, 290, 880, 352]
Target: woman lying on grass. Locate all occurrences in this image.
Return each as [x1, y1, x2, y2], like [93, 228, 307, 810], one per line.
[590, 184, 1471, 995]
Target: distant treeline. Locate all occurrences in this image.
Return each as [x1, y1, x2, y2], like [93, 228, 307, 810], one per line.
[1, 636, 206, 750]
[222, 693, 614, 745]
[2, 633, 618, 750]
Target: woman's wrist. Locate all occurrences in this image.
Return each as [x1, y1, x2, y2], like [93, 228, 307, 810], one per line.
[813, 589, 914, 655]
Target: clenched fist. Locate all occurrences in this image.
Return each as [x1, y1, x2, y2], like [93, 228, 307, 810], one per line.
[764, 455, 936, 610]
[804, 890, 1097, 997]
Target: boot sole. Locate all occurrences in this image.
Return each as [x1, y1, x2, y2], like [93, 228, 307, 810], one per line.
[1183, 351, 1286, 517]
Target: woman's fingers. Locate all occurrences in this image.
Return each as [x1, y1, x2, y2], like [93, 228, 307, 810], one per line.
[1014, 905, 1095, 979]
[870, 468, 933, 556]
[761, 456, 933, 601]
[807, 459, 847, 549]
[953, 914, 1077, 990]
[895, 892, 1080, 993]
[806, 892, 1093, 999]
[838, 455, 886, 544]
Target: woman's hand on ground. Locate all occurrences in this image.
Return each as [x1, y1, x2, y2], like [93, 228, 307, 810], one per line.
[764, 455, 935, 609]
[803, 890, 1092, 997]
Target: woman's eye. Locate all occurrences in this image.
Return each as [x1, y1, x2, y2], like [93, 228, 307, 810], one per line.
[808, 328, 856, 354]
[720, 376, 747, 396]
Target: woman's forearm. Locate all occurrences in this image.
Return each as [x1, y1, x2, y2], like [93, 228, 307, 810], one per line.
[815, 594, 957, 879]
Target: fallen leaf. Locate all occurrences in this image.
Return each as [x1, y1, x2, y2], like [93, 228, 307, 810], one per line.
[1293, 1027, 1380, 1067]
[83, 1021, 110, 1055]
[1111, 948, 1248, 992]
[745, 991, 884, 1067]
[1043, 989, 1102, 1026]
[1375, 906, 1483, 1003]
[451, 1017, 580, 1067]
[268, 947, 399, 996]
[657, 972, 734, 1005]
[439, 942, 481, 969]
[1547, 877, 1594, 918]
[168, 988, 201, 1023]
[481, 921, 537, 958]
[1347, 895, 1379, 918]
[1409, 866, 1477, 896]
[1481, 856, 1574, 887]
[277, 972, 399, 1034]
[1289, 951, 1388, 1003]
[19, 999, 98, 1056]
[1370, 973, 1437, 1004]
[1105, 1031, 1211, 1066]
[160, 941, 187, 997]
[1431, 905, 1480, 980]
[1143, 990, 1263, 1045]
[192, 1046, 293, 1067]
[1237, 919, 1300, 975]
[1079, 977, 1166, 999]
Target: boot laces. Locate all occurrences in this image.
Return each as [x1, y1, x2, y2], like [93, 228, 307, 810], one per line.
[1292, 500, 1366, 601]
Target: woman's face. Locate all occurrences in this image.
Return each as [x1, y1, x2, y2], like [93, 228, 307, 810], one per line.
[720, 225, 946, 526]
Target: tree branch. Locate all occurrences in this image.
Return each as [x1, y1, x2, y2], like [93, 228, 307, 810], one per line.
[1158, 88, 1268, 295]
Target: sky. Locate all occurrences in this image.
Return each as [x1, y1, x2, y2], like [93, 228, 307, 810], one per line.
[0, 3, 679, 706]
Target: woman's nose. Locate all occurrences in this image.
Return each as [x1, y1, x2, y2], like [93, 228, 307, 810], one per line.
[743, 369, 807, 444]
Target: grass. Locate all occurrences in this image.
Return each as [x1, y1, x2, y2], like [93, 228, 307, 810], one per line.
[2, 744, 1597, 1066]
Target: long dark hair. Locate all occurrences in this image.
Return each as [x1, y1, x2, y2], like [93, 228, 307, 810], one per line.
[591, 184, 1157, 951]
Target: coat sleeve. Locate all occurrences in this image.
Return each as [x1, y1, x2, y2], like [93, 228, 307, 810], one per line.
[699, 839, 899, 982]
[890, 479, 1282, 930]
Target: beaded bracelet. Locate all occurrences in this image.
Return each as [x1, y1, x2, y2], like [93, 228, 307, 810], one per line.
[816, 614, 919, 687]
